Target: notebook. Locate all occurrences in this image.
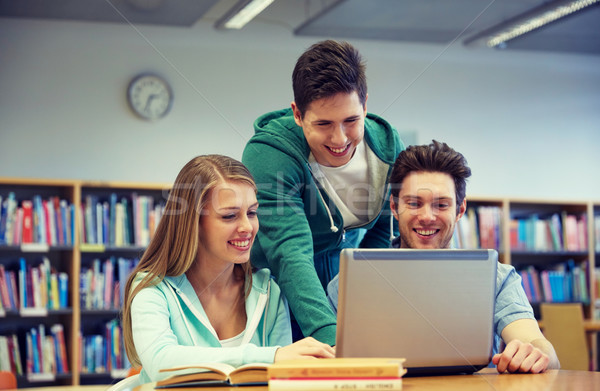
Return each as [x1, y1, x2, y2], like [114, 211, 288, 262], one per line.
[335, 248, 498, 376]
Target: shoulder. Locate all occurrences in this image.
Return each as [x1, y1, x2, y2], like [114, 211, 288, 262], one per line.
[246, 109, 307, 153]
[131, 272, 185, 299]
[364, 113, 404, 162]
[496, 262, 518, 281]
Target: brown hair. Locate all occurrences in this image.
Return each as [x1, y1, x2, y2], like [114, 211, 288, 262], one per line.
[122, 155, 256, 367]
[292, 40, 367, 118]
[390, 140, 471, 211]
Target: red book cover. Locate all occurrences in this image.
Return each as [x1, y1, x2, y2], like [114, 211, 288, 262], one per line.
[53, 197, 64, 245]
[21, 200, 34, 243]
[42, 200, 52, 245]
[0, 264, 12, 309]
[6, 334, 16, 374]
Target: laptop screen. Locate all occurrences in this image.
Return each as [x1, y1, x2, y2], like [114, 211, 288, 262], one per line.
[335, 248, 498, 375]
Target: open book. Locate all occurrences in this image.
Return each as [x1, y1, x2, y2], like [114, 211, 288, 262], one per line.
[155, 362, 270, 388]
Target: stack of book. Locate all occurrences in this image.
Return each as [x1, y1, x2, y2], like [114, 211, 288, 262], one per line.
[268, 358, 407, 390]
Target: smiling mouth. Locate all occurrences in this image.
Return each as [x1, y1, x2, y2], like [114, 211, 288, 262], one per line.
[414, 229, 439, 237]
[229, 239, 250, 248]
[326, 144, 350, 155]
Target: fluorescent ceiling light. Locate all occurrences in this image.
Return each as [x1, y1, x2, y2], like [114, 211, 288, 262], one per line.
[215, 0, 275, 29]
[464, 0, 599, 48]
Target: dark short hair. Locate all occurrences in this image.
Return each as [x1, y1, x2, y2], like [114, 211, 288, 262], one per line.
[390, 140, 471, 211]
[292, 40, 367, 118]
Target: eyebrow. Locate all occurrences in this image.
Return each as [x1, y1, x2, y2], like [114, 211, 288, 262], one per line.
[217, 202, 259, 211]
[311, 115, 361, 125]
[401, 195, 454, 202]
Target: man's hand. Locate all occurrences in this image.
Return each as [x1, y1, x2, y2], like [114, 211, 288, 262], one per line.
[274, 337, 335, 362]
[492, 339, 550, 373]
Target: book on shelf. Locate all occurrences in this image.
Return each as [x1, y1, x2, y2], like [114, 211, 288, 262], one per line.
[519, 261, 590, 304]
[155, 362, 271, 388]
[80, 192, 164, 247]
[78, 319, 130, 375]
[0, 334, 23, 375]
[80, 257, 138, 310]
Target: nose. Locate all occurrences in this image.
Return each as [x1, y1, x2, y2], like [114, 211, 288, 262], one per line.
[238, 214, 254, 234]
[418, 204, 436, 223]
[330, 123, 348, 145]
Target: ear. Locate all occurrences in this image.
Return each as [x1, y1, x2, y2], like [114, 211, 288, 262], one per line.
[390, 195, 399, 221]
[291, 101, 303, 127]
[363, 93, 369, 116]
[456, 198, 467, 221]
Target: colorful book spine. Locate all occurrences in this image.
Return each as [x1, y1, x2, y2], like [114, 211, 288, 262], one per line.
[58, 273, 68, 308]
[22, 201, 34, 244]
[51, 324, 69, 373]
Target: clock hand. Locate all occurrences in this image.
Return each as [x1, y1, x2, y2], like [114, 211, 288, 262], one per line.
[144, 94, 158, 112]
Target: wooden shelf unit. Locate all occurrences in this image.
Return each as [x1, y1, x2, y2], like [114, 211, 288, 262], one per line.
[0, 178, 170, 387]
[2, 180, 600, 385]
[465, 196, 599, 370]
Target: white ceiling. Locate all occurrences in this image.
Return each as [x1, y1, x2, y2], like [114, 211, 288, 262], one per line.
[1, 0, 598, 55]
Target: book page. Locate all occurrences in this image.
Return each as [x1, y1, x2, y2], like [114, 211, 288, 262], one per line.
[158, 362, 236, 376]
[229, 363, 270, 385]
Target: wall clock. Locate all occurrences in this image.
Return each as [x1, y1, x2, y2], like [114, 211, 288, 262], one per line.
[127, 73, 173, 121]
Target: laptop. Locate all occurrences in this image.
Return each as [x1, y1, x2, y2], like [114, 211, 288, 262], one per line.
[335, 248, 498, 376]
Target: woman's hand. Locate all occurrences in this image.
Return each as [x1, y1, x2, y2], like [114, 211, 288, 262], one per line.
[274, 337, 336, 361]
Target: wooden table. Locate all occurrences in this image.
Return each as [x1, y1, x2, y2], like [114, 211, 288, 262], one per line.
[131, 368, 600, 391]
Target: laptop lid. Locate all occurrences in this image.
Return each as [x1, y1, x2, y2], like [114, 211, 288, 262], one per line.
[336, 248, 497, 376]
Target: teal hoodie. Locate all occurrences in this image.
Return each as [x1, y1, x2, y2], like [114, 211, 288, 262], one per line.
[131, 268, 291, 383]
[242, 108, 403, 345]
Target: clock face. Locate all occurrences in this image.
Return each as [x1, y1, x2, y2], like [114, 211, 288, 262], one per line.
[127, 74, 173, 120]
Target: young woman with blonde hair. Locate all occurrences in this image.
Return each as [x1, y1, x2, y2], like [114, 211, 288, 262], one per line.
[122, 155, 334, 383]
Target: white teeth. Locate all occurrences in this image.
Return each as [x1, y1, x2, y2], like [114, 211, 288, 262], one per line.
[415, 229, 436, 236]
[329, 145, 348, 154]
[230, 240, 250, 247]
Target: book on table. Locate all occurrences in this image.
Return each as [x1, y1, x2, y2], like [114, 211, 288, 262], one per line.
[268, 358, 406, 391]
[268, 357, 406, 378]
[155, 362, 270, 388]
[268, 377, 404, 391]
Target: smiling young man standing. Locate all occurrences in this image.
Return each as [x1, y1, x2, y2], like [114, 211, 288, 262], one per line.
[242, 40, 404, 346]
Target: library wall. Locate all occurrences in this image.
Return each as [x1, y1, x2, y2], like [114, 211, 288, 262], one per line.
[1, 17, 600, 200]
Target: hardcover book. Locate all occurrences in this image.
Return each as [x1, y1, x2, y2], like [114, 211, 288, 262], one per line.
[268, 357, 406, 379]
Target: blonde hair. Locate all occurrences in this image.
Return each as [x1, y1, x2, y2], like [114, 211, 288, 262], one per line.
[122, 155, 256, 367]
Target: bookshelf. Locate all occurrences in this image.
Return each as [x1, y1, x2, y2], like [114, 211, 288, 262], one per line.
[0, 178, 170, 387]
[458, 197, 599, 370]
[77, 181, 168, 385]
[2, 180, 600, 384]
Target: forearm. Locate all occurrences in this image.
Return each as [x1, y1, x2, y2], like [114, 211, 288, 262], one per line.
[278, 263, 337, 345]
[531, 337, 561, 369]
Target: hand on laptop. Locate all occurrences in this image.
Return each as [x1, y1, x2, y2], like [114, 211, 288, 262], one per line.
[274, 337, 335, 361]
[492, 339, 551, 374]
